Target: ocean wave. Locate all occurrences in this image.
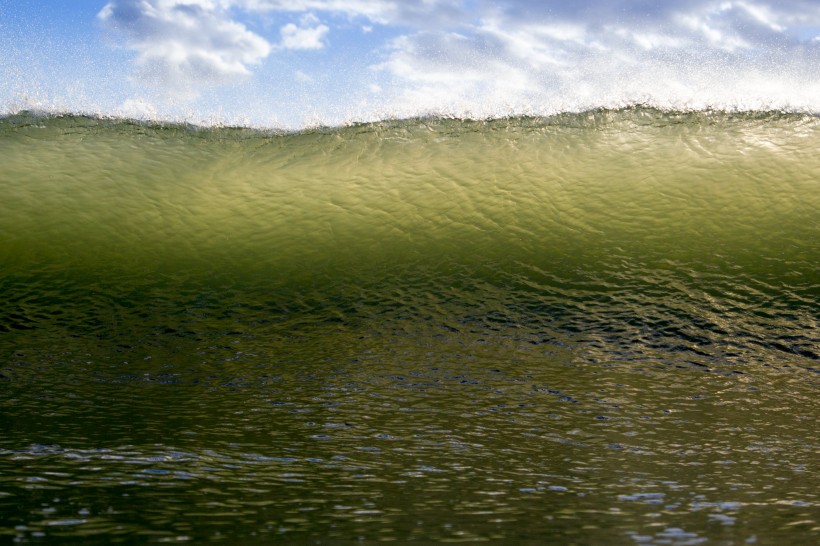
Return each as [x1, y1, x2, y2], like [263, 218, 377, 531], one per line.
[2, 104, 818, 134]
[1, 105, 817, 369]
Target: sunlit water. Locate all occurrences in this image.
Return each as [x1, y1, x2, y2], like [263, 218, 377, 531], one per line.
[1, 109, 818, 544]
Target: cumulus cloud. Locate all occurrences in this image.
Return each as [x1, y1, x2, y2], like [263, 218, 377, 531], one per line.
[369, 0, 820, 115]
[97, 0, 472, 102]
[99, 0, 271, 93]
[96, 0, 820, 119]
[279, 15, 329, 50]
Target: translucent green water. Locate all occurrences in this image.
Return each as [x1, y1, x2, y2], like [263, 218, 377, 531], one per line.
[1, 109, 818, 544]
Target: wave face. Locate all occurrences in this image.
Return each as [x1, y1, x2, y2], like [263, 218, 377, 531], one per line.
[1, 108, 819, 543]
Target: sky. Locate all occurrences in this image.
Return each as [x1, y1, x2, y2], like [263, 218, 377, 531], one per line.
[1, 0, 819, 127]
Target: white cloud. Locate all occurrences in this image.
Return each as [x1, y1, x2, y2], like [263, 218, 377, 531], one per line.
[95, 0, 820, 121]
[367, 1, 820, 118]
[677, 13, 752, 51]
[99, 0, 271, 93]
[279, 18, 329, 50]
[735, 1, 785, 32]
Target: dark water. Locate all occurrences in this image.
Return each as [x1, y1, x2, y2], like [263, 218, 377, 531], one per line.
[1, 109, 818, 544]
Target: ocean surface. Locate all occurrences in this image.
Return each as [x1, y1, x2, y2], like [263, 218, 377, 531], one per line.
[0, 107, 818, 544]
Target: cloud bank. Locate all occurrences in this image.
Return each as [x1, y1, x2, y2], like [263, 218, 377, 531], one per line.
[367, 0, 820, 116]
[96, 0, 820, 123]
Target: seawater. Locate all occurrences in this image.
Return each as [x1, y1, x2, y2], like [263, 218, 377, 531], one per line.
[0, 108, 818, 544]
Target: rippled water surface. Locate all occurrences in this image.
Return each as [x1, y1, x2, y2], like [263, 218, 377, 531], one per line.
[1, 109, 818, 544]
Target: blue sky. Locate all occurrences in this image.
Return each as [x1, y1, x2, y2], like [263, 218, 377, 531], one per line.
[1, 0, 819, 127]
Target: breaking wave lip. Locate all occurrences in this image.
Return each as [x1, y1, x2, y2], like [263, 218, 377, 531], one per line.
[2, 102, 819, 134]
